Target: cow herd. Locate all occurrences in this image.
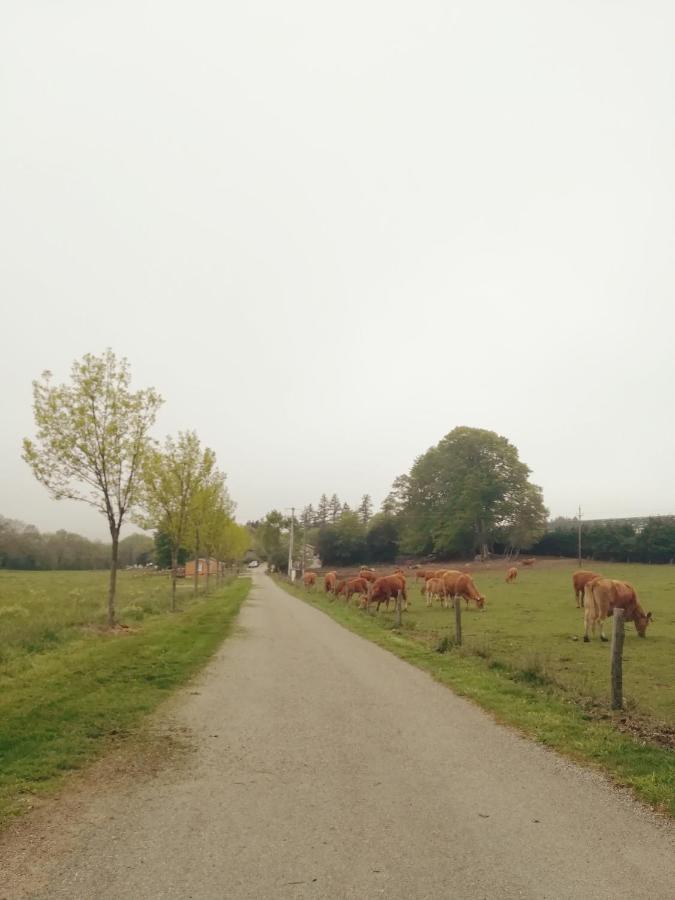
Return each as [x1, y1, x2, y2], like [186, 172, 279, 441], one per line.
[302, 561, 654, 643]
[303, 565, 486, 613]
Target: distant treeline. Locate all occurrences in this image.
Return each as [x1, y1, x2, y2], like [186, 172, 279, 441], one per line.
[253, 427, 549, 567]
[531, 516, 675, 564]
[0, 515, 154, 571]
[252, 424, 675, 568]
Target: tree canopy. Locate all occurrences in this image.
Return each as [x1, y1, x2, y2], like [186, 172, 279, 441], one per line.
[398, 427, 547, 558]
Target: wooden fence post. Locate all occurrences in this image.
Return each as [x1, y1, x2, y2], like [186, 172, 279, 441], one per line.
[454, 595, 462, 646]
[610, 608, 625, 710]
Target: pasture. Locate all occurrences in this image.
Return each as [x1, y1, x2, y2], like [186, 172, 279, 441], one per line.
[414, 560, 674, 723]
[309, 560, 675, 722]
[0, 569, 220, 663]
[279, 559, 675, 814]
[0, 570, 250, 824]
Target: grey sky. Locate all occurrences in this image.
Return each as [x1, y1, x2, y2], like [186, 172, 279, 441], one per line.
[2, 1, 674, 540]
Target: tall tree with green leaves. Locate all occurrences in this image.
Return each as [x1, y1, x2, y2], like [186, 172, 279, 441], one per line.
[188, 469, 233, 595]
[358, 493, 373, 524]
[329, 493, 341, 524]
[381, 474, 410, 516]
[317, 494, 329, 526]
[301, 504, 315, 528]
[217, 520, 250, 570]
[400, 427, 547, 559]
[141, 431, 215, 609]
[201, 484, 236, 592]
[22, 350, 162, 625]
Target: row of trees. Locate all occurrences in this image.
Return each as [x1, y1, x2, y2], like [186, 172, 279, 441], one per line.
[22, 350, 249, 626]
[299, 493, 374, 527]
[532, 516, 675, 564]
[0, 516, 153, 570]
[254, 428, 549, 567]
[140, 432, 248, 608]
[249, 507, 400, 569]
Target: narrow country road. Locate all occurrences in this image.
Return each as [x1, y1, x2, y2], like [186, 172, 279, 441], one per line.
[5, 572, 674, 899]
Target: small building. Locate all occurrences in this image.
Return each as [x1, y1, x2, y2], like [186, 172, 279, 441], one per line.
[184, 557, 219, 577]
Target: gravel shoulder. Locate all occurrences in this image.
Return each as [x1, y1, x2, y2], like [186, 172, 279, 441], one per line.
[2, 571, 674, 899]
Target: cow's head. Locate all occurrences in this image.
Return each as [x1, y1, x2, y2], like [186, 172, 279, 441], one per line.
[635, 611, 652, 637]
[476, 593, 486, 610]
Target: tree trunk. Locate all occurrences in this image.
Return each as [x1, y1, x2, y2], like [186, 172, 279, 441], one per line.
[108, 528, 120, 628]
[171, 547, 178, 612]
[205, 558, 210, 594]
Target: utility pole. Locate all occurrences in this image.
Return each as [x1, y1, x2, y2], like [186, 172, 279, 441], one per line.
[301, 516, 306, 577]
[577, 505, 582, 568]
[287, 507, 295, 579]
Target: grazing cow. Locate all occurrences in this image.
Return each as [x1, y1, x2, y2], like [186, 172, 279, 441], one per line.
[324, 571, 337, 594]
[424, 577, 446, 607]
[363, 574, 407, 612]
[303, 571, 317, 590]
[521, 558, 536, 567]
[337, 576, 370, 604]
[583, 577, 652, 642]
[414, 568, 436, 584]
[442, 571, 486, 610]
[572, 570, 601, 609]
[505, 567, 518, 583]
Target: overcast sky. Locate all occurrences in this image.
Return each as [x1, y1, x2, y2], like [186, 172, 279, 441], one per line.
[2, 1, 674, 540]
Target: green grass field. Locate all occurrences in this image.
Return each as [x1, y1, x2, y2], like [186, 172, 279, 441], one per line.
[408, 561, 675, 722]
[0, 570, 250, 824]
[278, 559, 675, 815]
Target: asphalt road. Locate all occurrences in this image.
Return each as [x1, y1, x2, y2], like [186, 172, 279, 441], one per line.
[6, 571, 675, 899]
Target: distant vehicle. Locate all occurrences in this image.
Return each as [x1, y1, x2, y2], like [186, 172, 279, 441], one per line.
[247, 560, 259, 569]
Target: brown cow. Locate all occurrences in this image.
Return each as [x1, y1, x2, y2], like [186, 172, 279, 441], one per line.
[359, 569, 377, 583]
[572, 570, 601, 609]
[505, 566, 518, 583]
[363, 574, 407, 612]
[324, 571, 337, 594]
[442, 571, 486, 610]
[303, 571, 317, 590]
[521, 558, 536, 567]
[337, 576, 370, 604]
[583, 577, 652, 641]
[424, 576, 446, 607]
[414, 568, 436, 584]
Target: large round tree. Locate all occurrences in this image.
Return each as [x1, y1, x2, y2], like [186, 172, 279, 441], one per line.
[399, 427, 547, 559]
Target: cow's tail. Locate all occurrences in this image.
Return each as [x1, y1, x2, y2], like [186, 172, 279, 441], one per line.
[583, 580, 598, 620]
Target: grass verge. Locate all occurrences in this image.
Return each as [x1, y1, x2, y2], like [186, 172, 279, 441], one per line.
[0, 577, 250, 825]
[277, 577, 674, 817]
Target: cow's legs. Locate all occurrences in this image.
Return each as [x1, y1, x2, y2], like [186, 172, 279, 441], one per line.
[600, 619, 608, 642]
[583, 607, 591, 642]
